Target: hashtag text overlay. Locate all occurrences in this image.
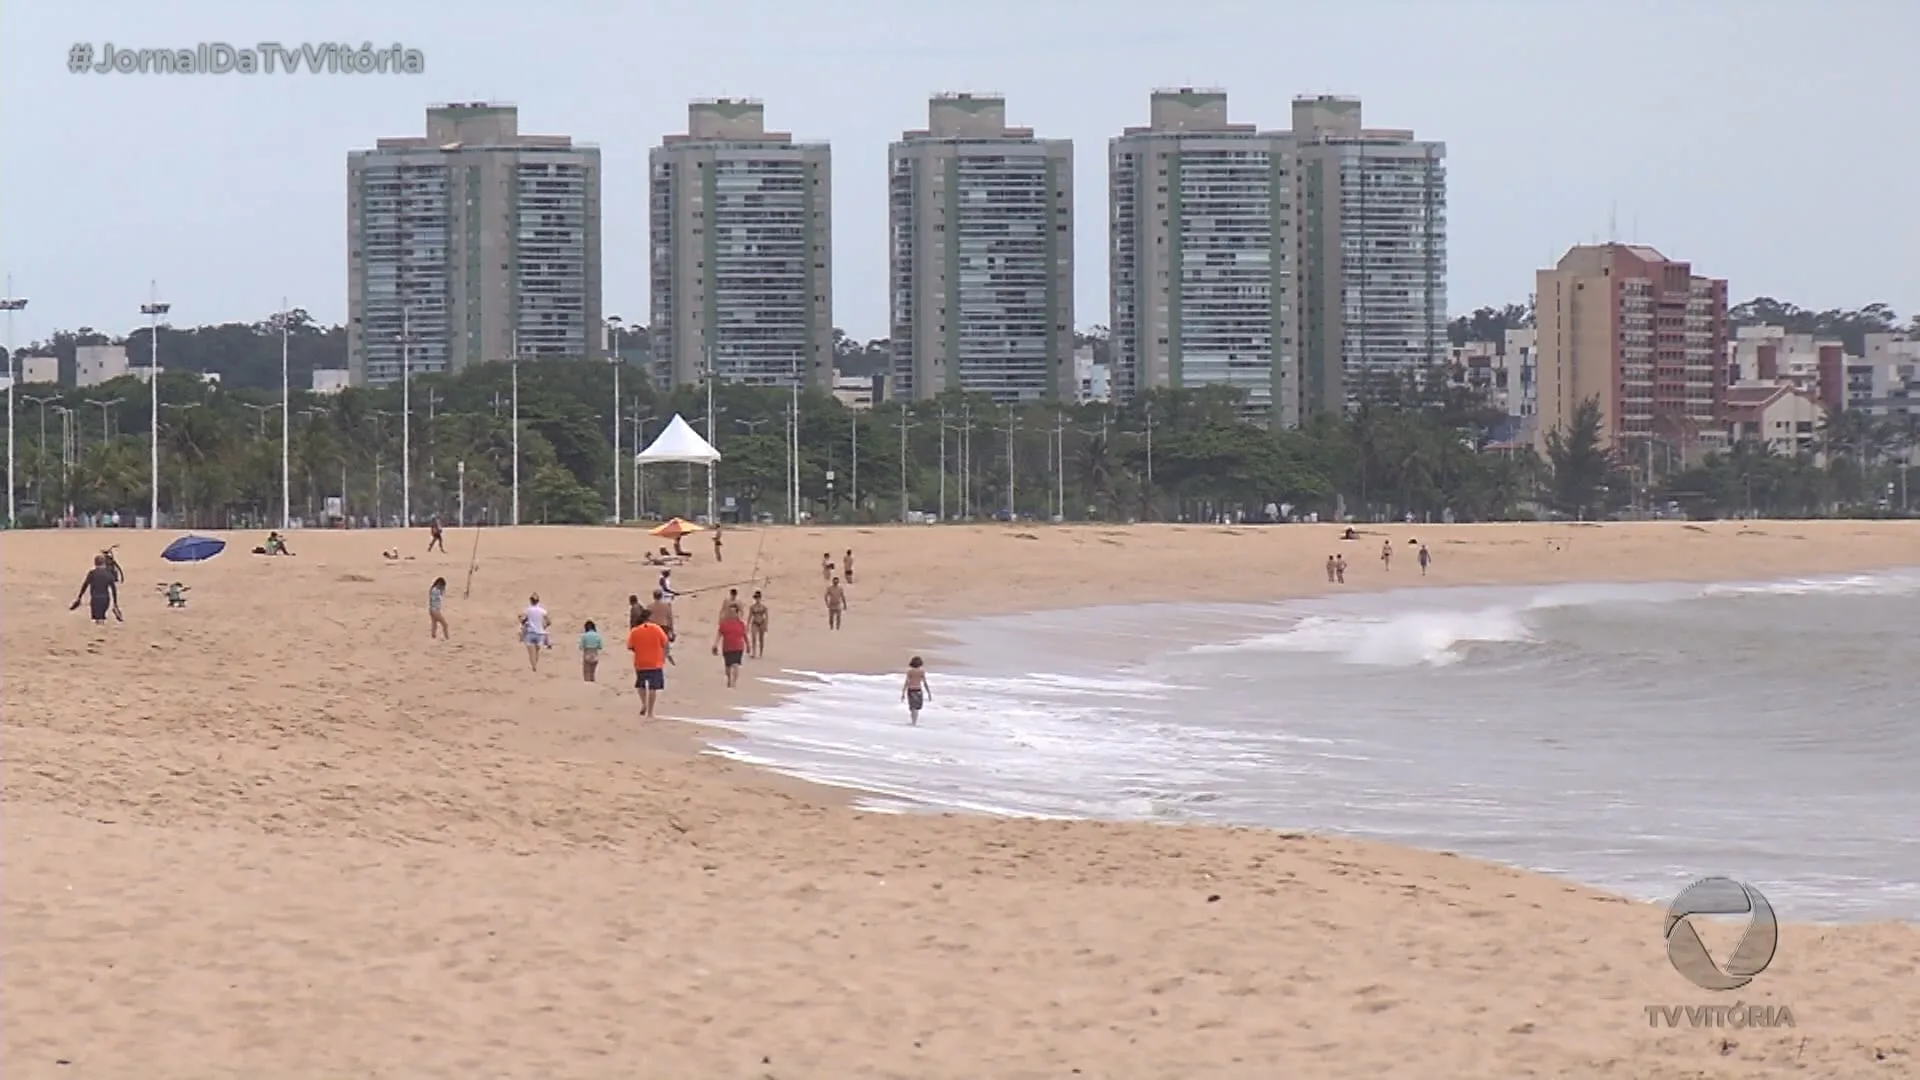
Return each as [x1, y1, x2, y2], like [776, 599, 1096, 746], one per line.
[69, 42, 426, 76]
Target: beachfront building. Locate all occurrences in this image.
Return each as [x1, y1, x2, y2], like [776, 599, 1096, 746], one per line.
[1448, 327, 1536, 443]
[1293, 96, 1450, 416]
[1109, 89, 1299, 426]
[889, 93, 1074, 403]
[1533, 243, 1729, 459]
[1723, 384, 1825, 456]
[347, 103, 603, 386]
[650, 99, 834, 390]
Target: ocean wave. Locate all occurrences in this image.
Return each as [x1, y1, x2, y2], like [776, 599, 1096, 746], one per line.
[1701, 568, 1920, 599]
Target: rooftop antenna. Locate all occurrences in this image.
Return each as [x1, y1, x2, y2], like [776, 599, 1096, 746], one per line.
[1609, 200, 1618, 242]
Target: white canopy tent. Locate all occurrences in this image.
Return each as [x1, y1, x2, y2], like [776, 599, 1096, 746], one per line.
[635, 414, 721, 521]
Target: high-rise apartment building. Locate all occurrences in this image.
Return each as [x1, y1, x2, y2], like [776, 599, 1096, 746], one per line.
[888, 93, 1074, 402]
[650, 100, 833, 388]
[347, 103, 602, 386]
[1534, 243, 1729, 455]
[1109, 90, 1298, 425]
[1293, 96, 1448, 415]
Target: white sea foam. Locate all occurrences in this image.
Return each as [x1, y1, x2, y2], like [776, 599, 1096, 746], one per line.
[698, 567, 1920, 921]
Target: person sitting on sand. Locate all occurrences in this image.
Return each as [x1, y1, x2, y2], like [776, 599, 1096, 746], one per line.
[712, 607, 749, 689]
[747, 590, 769, 657]
[160, 582, 190, 608]
[264, 531, 294, 556]
[901, 657, 932, 725]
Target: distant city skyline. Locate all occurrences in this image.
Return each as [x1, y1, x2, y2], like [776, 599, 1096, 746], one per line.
[4, 0, 1916, 347]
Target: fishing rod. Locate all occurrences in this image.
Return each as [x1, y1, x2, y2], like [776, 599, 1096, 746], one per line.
[462, 528, 482, 598]
[678, 574, 774, 600]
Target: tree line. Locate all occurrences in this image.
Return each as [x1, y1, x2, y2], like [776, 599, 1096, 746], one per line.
[6, 301, 1914, 527]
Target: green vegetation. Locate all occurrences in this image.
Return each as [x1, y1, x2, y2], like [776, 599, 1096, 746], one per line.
[5, 302, 1914, 527]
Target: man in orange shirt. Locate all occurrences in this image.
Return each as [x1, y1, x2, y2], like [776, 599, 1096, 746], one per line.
[627, 610, 671, 718]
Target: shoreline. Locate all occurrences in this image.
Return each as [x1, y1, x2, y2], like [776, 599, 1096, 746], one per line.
[5, 520, 1918, 1077]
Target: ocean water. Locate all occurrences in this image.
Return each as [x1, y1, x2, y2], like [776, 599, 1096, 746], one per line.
[706, 568, 1920, 922]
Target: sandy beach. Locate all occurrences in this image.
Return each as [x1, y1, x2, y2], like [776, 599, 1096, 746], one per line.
[3, 519, 1917, 1078]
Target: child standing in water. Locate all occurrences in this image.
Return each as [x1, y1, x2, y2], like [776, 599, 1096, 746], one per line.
[901, 657, 933, 725]
[580, 620, 604, 681]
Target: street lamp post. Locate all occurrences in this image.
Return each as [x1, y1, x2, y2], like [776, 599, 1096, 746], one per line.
[703, 344, 718, 525]
[509, 331, 520, 526]
[51, 404, 72, 516]
[608, 316, 623, 524]
[2, 282, 28, 528]
[23, 393, 55, 504]
[140, 285, 169, 527]
[83, 398, 119, 441]
[398, 307, 417, 529]
[277, 300, 292, 530]
[161, 401, 200, 524]
[789, 354, 801, 525]
[240, 401, 274, 438]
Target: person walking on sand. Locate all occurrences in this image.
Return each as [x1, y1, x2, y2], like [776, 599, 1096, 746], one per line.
[748, 590, 770, 657]
[843, 548, 856, 584]
[821, 553, 834, 581]
[901, 656, 933, 725]
[648, 588, 677, 643]
[825, 576, 848, 630]
[629, 593, 647, 627]
[713, 606, 749, 689]
[519, 593, 550, 671]
[718, 587, 743, 622]
[711, 524, 723, 563]
[1417, 543, 1432, 576]
[627, 609, 670, 719]
[1325, 555, 1337, 583]
[1381, 540, 1393, 571]
[428, 577, 450, 639]
[580, 620, 604, 682]
[70, 554, 122, 624]
[657, 569, 678, 601]
[427, 515, 446, 553]
[1334, 554, 1347, 584]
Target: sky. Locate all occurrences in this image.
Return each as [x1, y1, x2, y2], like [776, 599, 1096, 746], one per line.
[3, 0, 1916, 348]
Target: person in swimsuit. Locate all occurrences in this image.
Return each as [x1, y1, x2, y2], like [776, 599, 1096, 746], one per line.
[747, 590, 770, 657]
[428, 515, 446, 553]
[520, 593, 550, 671]
[628, 593, 647, 627]
[824, 577, 847, 630]
[1381, 540, 1393, 571]
[70, 555, 121, 624]
[1418, 543, 1432, 576]
[901, 657, 932, 725]
[711, 525, 723, 563]
[821, 553, 833, 580]
[843, 549, 855, 584]
[712, 607, 749, 689]
[1334, 554, 1346, 584]
[648, 588, 676, 643]
[428, 577, 449, 639]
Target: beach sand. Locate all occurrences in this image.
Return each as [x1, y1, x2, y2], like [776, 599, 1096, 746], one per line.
[3, 520, 1917, 1078]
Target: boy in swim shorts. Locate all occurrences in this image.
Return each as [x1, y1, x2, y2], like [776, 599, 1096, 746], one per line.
[901, 656, 932, 726]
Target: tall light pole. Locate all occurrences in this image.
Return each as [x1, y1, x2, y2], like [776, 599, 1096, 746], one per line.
[897, 402, 914, 523]
[83, 398, 119, 441]
[509, 330, 520, 526]
[704, 343, 718, 524]
[240, 401, 274, 437]
[789, 353, 801, 524]
[51, 404, 72, 515]
[2, 283, 28, 528]
[850, 409, 859, 512]
[398, 307, 417, 529]
[161, 401, 200, 524]
[23, 393, 55, 504]
[140, 285, 169, 528]
[608, 315, 623, 523]
[277, 300, 291, 529]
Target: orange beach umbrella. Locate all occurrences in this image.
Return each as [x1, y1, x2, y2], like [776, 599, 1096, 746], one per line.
[649, 517, 704, 539]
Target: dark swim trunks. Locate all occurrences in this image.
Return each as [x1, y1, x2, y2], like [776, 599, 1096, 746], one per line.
[906, 689, 924, 710]
[722, 650, 743, 667]
[89, 595, 111, 621]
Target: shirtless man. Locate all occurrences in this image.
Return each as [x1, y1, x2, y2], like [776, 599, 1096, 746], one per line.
[717, 587, 743, 622]
[1380, 540, 1393, 571]
[648, 588, 677, 643]
[747, 590, 770, 657]
[901, 657, 932, 725]
[824, 576, 847, 630]
[70, 555, 121, 624]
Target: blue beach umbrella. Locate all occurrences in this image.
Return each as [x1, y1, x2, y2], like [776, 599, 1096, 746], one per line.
[161, 534, 226, 563]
